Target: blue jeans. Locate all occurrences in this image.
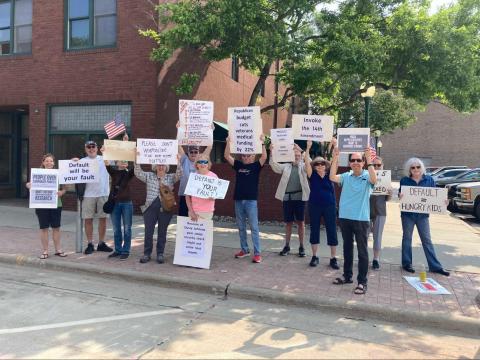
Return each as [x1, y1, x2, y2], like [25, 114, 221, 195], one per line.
[110, 201, 133, 254]
[235, 200, 261, 255]
[401, 214, 443, 271]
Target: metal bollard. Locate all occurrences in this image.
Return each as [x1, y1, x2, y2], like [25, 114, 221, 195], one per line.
[76, 199, 83, 253]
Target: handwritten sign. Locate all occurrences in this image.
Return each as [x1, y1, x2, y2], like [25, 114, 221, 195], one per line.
[270, 128, 294, 163]
[228, 106, 263, 154]
[136, 139, 178, 165]
[400, 186, 448, 215]
[372, 170, 392, 196]
[337, 128, 370, 153]
[58, 158, 98, 184]
[184, 173, 230, 199]
[177, 100, 214, 146]
[173, 216, 214, 269]
[102, 140, 136, 161]
[29, 168, 59, 209]
[291, 115, 334, 142]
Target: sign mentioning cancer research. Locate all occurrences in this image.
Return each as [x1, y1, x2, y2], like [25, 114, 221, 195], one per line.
[29, 168, 59, 209]
[270, 128, 294, 163]
[173, 216, 214, 269]
[400, 186, 448, 215]
[291, 115, 334, 142]
[228, 106, 263, 154]
[136, 139, 178, 165]
[372, 170, 392, 196]
[177, 100, 214, 146]
[102, 140, 136, 161]
[337, 128, 370, 153]
[184, 173, 230, 199]
[58, 158, 99, 184]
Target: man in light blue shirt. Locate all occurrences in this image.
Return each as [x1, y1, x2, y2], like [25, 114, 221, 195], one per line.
[330, 142, 376, 294]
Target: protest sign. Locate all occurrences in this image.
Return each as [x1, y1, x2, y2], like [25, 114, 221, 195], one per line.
[102, 140, 136, 161]
[177, 100, 214, 146]
[291, 115, 334, 142]
[136, 139, 178, 165]
[337, 128, 370, 153]
[270, 128, 294, 163]
[184, 173, 230, 199]
[400, 186, 448, 215]
[372, 170, 392, 196]
[228, 106, 263, 154]
[29, 168, 59, 209]
[173, 216, 214, 269]
[403, 276, 451, 295]
[58, 158, 98, 184]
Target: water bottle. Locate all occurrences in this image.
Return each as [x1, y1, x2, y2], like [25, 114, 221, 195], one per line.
[419, 264, 427, 283]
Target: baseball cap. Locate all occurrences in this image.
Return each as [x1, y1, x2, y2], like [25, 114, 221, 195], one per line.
[85, 140, 97, 147]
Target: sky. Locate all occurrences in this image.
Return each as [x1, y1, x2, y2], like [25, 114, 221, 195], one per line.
[317, 0, 456, 14]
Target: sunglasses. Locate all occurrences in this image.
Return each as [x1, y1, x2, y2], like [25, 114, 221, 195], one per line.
[350, 158, 363, 163]
[196, 160, 209, 165]
[189, 151, 199, 154]
[86, 145, 96, 149]
[410, 165, 421, 170]
[374, 164, 382, 167]
[314, 162, 326, 166]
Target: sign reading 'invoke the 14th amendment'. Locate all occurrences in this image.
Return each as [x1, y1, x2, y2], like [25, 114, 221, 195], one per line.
[400, 186, 448, 215]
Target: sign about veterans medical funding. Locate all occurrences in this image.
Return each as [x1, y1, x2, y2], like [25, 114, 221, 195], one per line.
[102, 140, 136, 161]
[270, 128, 294, 163]
[173, 216, 214, 269]
[372, 170, 392, 196]
[291, 115, 334, 142]
[29, 168, 59, 209]
[184, 173, 230, 199]
[177, 100, 214, 146]
[136, 139, 178, 165]
[337, 128, 370, 153]
[400, 186, 448, 215]
[58, 158, 98, 184]
[228, 106, 263, 154]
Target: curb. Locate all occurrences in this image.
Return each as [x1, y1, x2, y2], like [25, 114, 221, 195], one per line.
[1, 253, 479, 337]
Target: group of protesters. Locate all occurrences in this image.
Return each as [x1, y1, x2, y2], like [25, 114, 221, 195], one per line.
[28, 132, 450, 295]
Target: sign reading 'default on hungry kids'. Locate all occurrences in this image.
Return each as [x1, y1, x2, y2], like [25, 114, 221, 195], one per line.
[337, 128, 370, 153]
[174, 216, 214, 269]
[58, 158, 99, 184]
[270, 128, 294, 163]
[136, 139, 178, 165]
[228, 106, 263, 154]
[372, 170, 392, 196]
[102, 140, 136, 161]
[400, 186, 448, 215]
[291, 114, 334, 142]
[184, 173, 230, 199]
[29, 168, 59, 209]
[177, 100, 214, 146]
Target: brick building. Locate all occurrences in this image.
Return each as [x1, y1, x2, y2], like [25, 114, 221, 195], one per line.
[0, 0, 291, 219]
[380, 101, 480, 179]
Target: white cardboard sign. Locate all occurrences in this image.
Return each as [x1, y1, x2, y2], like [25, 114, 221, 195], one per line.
[291, 114, 334, 142]
[404, 276, 451, 295]
[228, 106, 263, 154]
[400, 186, 448, 215]
[184, 173, 230, 199]
[270, 128, 294, 163]
[58, 158, 99, 184]
[372, 170, 392, 196]
[173, 216, 214, 269]
[177, 100, 214, 146]
[136, 139, 178, 165]
[29, 168, 59, 209]
[102, 140, 137, 161]
[337, 128, 370, 153]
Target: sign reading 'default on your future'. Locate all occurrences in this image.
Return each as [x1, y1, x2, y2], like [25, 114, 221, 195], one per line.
[58, 158, 99, 184]
[29, 168, 59, 209]
[400, 186, 448, 215]
[291, 114, 334, 142]
[184, 173, 230, 199]
[174, 216, 214, 269]
[228, 106, 263, 154]
[136, 139, 178, 165]
[337, 128, 370, 153]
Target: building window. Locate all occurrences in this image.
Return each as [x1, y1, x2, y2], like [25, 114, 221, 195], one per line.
[231, 56, 239, 82]
[0, 0, 32, 55]
[66, 0, 116, 50]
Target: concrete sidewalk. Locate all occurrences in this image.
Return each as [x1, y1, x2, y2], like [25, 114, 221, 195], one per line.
[0, 201, 479, 327]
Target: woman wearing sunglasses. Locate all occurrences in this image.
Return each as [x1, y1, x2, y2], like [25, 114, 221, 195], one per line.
[186, 154, 218, 221]
[398, 158, 449, 276]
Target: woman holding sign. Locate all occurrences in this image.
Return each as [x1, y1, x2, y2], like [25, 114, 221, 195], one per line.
[399, 158, 449, 276]
[26, 154, 67, 259]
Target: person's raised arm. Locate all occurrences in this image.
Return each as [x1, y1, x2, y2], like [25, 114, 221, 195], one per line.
[134, 160, 147, 183]
[224, 136, 235, 166]
[365, 148, 377, 184]
[259, 134, 267, 166]
[304, 140, 313, 178]
[329, 142, 341, 184]
[269, 143, 285, 174]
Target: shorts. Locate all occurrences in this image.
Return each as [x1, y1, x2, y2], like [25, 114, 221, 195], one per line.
[81, 196, 109, 219]
[283, 200, 306, 222]
[35, 208, 62, 229]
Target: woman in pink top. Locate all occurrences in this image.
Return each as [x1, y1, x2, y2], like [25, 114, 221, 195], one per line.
[186, 154, 218, 220]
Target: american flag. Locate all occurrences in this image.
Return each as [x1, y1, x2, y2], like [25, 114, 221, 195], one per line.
[369, 137, 377, 161]
[104, 113, 126, 139]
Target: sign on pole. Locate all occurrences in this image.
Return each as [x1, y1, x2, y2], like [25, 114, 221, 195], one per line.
[372, 170, 392, 196]
[400, 186, 448, 215]
[58, 158, 99, 184]
[29, 168, 59, 209]
[291, 115, 334, 142]
[136, 139, 178, 165]
[184, 173, 230, 199]
[270, 128, 294, 163]
[173, 216, 214, 269]
[102, 140, 136, 161]
[337, 128, 370, 153]
[228, 106, 263, 154]
[177, 100, 214, 146]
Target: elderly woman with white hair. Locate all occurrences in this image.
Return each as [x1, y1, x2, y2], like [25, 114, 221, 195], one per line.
[399, 157, 449, 276]
[134, 156, 182, 264]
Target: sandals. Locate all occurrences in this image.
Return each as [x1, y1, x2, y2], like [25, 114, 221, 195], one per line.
[333, 277, 353, 285]
[354, 284, 367, 295]
[39, 253, 48, 259]
[54, 251, 67, 257]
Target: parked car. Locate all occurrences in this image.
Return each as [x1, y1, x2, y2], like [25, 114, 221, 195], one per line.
[436, 168, 480, 187]
[432, 168, 470, 182]
[425, 166, 440, 175]
[429, 165, 468, 176]
[454, 182, 480, 219]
